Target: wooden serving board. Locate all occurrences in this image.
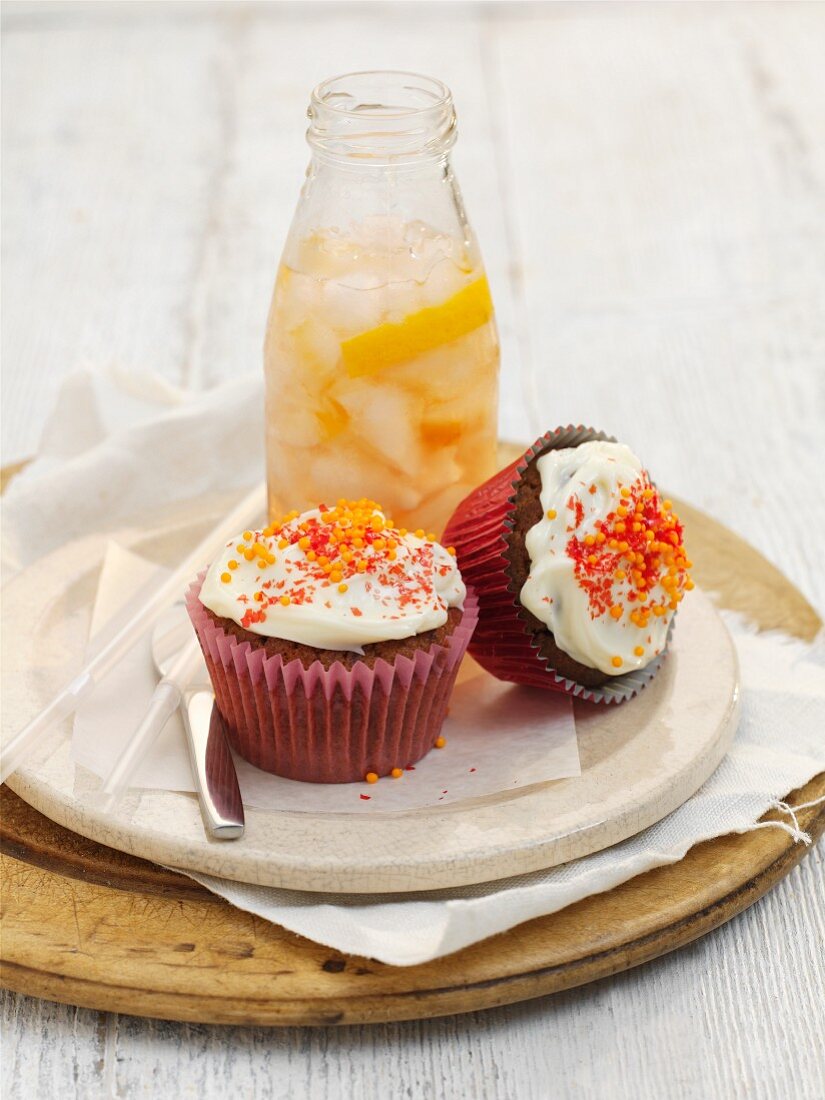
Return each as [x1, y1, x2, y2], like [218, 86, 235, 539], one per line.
[1, 495, 823, 1025]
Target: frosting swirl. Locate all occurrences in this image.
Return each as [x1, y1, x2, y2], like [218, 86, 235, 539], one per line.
[199, 499, 465, 650]
[519, 441, 693, 676]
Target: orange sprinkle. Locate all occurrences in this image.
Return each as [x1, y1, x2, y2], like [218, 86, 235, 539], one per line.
[634, 646, 645, 657]
[242, 531, 253, 542]
[279, 595, 291, 606]
[391, 768, 403, 779]
[365, 772, 379, 784]
[611, 656, 623, 668]
[228, 560, 239, 571]
[220, 572, 231, 584]
[434, 737, 446, 749]
[546, 509, 557, 520]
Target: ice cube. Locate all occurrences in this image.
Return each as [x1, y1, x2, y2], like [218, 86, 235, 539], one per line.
[385, 326, 496, 401]
[322, 280, 389, 337]
[418, 257, 471, 308]
[410, 482, 475, 537]
[276, 268, 324, 326]
[334, 379, 424, 469]
[310, 446, 423, 513]
[291, 318, 341, 379]
[422, 377, 496, 437]
[410, 443, 462, 500]
[455, 417, 499, 470]
[265, 394, 324, 449]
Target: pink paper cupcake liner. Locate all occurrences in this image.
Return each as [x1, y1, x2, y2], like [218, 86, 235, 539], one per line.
[442, 425, 671, 705]
[186, 574, 479, 783]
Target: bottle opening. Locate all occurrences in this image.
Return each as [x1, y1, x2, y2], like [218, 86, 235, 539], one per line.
[308, 71, 457, 163]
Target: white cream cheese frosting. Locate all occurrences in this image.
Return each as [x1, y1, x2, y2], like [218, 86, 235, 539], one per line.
[519, 440, 693, 676]
[199, 500, 465, 651]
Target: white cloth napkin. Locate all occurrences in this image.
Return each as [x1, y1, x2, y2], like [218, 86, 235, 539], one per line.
[4, 368, 824, 966]
[181, 614, 825, 964]
[1, 366, 263, 579]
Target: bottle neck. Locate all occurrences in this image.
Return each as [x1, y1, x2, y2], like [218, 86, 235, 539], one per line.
[307, 70, 457, 170]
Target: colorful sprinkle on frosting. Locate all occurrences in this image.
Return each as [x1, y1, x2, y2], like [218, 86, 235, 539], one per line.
[520, 440, 693, 676]
[199, 500, 465, 650]
[564, 475, 692, 628]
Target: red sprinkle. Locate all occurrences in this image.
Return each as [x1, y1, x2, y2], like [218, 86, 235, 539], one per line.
[564, 476, 691, 626]
[227, 499, 449, 627]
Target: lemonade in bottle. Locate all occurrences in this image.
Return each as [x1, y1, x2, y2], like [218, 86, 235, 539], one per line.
[264, 72, 500, 533]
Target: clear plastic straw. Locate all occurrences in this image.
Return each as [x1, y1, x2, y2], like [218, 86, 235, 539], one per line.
[0, 481, 267, 784]
[98, 636, 204, 812]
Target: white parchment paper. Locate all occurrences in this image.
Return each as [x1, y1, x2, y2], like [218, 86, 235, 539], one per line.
[72, 542, 580, 814]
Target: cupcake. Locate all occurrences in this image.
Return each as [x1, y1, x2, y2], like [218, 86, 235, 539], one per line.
[186, 499, 477, 782]
[442, 426, 694, 703]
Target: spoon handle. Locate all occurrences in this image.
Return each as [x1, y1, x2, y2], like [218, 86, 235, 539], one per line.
[182, 690, 245, 839]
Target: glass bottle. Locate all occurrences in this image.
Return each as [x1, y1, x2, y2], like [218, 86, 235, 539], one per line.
[264, 71, 500, 534]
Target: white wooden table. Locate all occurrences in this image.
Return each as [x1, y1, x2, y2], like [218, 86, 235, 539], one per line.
[2, 3, 824, 1097]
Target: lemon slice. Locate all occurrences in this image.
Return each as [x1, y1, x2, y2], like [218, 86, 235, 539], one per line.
[341, 276, 494, 378]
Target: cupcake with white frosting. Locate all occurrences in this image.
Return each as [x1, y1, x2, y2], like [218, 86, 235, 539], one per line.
[186, 499, 477, 782]
[441, 427, 693, 703]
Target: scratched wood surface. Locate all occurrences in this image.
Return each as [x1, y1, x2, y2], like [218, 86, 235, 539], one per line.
[2, 1, 824, 1098]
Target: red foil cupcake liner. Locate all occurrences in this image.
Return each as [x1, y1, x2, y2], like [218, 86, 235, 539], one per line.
[442, 425, 670, 705]
[185, 574, 478, 783]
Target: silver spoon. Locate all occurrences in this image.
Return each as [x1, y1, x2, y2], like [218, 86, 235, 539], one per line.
[151, 605, 244, 840]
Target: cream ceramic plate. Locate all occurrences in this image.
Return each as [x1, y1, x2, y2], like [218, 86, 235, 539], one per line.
[2, 496, 740, 893]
